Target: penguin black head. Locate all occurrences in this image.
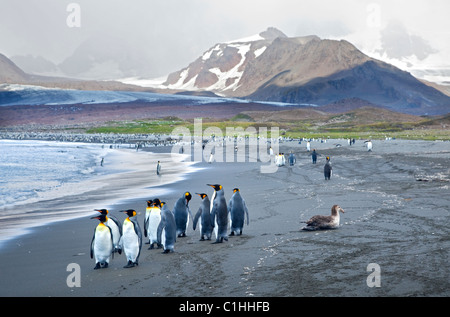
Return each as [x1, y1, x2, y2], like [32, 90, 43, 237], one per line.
[207, 184, 222, 191]
[196, 193, 207, 199]
[232, 188, 240, 193]
[185, 192, 192, 204]
[91, 214, 107, 222]
[94, 209, 108, 215]
[146, 200, 153, 207]
[153, 199, 161, 208]
[120, 209, 137, 217]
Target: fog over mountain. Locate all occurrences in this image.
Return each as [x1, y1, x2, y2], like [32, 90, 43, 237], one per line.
[1, 0, 448, 84]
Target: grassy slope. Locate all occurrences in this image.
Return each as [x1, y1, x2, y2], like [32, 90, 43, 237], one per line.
[86, 107, 450, 141]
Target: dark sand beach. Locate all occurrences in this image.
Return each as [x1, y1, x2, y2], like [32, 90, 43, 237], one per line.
[0, 138, 449, 300]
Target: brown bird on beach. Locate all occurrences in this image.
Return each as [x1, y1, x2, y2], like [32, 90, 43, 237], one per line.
[301, 205, 345, 231]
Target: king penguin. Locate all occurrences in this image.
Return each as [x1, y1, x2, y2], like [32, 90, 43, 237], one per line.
[193, 193, 214, 241]
[119, 209, 142, 268]
[157, 202, 177, 253]
[228, 188, 249, 236]
[173, 192, 193, 237]
[208, 184, 229, 243]
[95, 209, 122, 253]
[147, 199, 163, 249]
[90, 213, 114, 269]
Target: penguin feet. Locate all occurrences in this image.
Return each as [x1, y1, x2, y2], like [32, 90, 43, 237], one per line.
[94, 262, 108, 269]
[162, 249, 173, 254]
[230, 232, 235, 236]
[124, 261, 137, 268]
[178, 232, 186, 238]
[148, 244, 154, 250]
[212, 238, 223, 244]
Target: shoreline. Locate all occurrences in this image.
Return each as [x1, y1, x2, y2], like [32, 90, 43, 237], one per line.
[0, 138, 449, 297]
[0, 142, 197, 248]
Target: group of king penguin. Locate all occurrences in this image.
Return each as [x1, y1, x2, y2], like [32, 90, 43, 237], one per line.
[90, 184, 249, 270]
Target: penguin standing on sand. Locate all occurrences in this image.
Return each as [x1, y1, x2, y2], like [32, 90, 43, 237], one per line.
[156, 161, 161, 175]
[228, 188, 249, 236]
[119, 209, 142, 268]
[147, 199, 162, 249]
[324, 156, 332, 180]
[193, 193, 214, 241]
[208, 184, 229, 243]
[90, 214, 114, 269]
[95, 209, 122, 253]
[157, 202, 177, 253]
[173, 192, 193, 237]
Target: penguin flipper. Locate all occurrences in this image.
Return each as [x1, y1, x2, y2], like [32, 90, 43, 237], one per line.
[193, 209, 201, 231]
[143, 217, 148, 237]
[90, 232, 95, 259]
[156, 220, 164, 245]
[243, 200, 249, 226]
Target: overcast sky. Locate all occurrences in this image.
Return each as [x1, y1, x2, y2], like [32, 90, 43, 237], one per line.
[1, 0, 449, 78]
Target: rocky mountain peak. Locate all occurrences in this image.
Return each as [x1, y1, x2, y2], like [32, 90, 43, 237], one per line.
[259, 27, 287, 41]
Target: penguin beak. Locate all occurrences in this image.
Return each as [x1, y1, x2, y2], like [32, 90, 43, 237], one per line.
[339, 207, 345, 213]
[90, 216, 101, 220]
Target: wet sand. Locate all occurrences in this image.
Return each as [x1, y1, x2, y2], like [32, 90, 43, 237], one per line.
[0, 139, 449, 300]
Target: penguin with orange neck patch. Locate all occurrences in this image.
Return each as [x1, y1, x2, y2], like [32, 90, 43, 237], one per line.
[157, 202, 177, 253]
[95, 209, 122, 253]
[90, 213, 114, 269]
[119, 209, 142, 268]
[208, 184, 229, 243]
[173, 192, 193, 237]
[228, 188, 249, 236]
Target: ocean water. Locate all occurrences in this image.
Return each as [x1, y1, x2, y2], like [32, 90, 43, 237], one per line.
[0, 139, 197, 247]
[0, 140, 109, 209]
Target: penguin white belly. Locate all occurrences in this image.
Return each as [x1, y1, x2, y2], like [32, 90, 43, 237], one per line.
[214, 218, 218, 239]
[148, 212, 161, 243]
[94, 226, 112, 263]
[122, 220, 139, 262]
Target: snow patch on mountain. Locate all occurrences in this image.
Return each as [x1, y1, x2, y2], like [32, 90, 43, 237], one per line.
[207, 43, 251, 91]
[254, 46, 267, 58]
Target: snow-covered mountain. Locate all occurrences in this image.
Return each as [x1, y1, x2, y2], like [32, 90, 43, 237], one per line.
[163, 27, 288, 94]
[159, 27, 450, 115]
